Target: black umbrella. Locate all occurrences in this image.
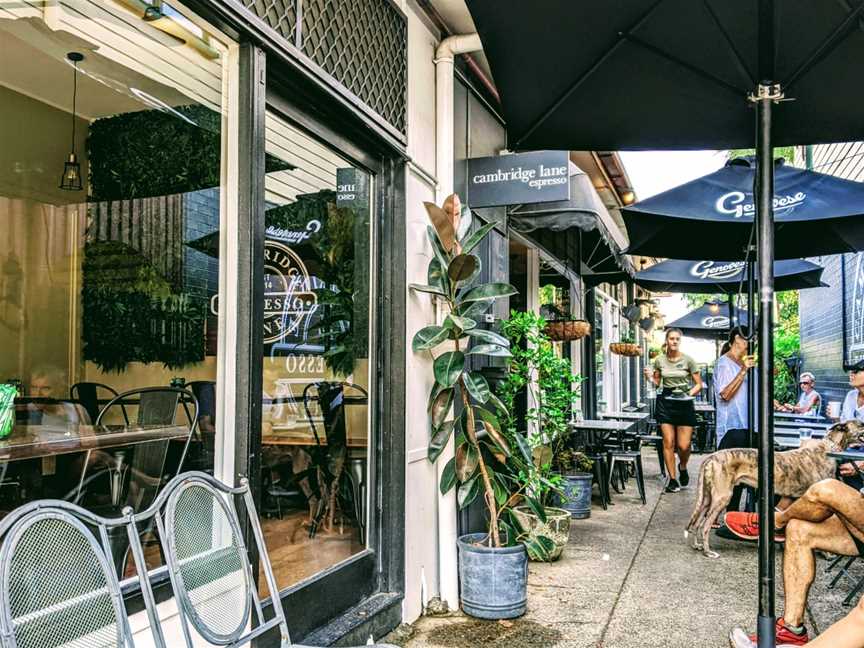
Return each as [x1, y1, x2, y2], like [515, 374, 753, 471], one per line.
[465, 2, 864, 639]
[624, 157, 864, 260]
[634, 258, 825, 293]
[666, 302, 749, 340]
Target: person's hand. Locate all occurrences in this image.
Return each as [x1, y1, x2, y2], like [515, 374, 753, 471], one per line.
[742, 355, 756, 369]
[840, 461, 863, 477]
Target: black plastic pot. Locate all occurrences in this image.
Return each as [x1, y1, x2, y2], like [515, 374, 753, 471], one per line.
[457, 533, 528, 619]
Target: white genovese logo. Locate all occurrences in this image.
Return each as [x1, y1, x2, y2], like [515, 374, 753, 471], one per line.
[701, 315, 731, 329]
[715, 190, 807, 218]
[690, 260, 745, 281]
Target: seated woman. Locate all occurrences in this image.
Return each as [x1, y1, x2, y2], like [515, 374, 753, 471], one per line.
[832, 359, 864, 423]
[775, 372, 821, 415]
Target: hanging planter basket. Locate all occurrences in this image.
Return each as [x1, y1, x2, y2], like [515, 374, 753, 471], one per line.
[610, 342, 641, 357]
[544, 319, 592, 342]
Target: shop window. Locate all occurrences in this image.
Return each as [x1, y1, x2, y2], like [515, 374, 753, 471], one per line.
[258, 111, 372, 592]
[0, 0, 232, 577]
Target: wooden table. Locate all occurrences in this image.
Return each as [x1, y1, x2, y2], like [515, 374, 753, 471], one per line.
[2, 423, 190, 462]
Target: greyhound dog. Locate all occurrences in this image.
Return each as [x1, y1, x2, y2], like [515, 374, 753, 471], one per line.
[685, 420, 864, 558]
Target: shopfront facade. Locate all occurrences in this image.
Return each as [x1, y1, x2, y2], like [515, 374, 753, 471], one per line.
[1, 0, 416, 644]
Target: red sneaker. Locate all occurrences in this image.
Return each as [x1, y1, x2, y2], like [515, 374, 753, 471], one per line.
[724, 512, 786, 542]
[744, 618, 810, 646]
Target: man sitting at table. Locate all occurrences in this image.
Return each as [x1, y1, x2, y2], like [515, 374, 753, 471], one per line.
[774, 372, 821, 415]
[727, 475, 864, 646]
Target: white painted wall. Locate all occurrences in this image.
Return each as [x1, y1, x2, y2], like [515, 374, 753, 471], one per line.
[400, 0, 444, 624]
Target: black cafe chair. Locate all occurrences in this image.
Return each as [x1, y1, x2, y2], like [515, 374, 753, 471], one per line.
[67, 386, 199, 575]
[70, 382, 120, 425]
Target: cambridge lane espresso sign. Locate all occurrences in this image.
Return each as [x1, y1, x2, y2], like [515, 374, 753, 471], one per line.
[465, 150, 570, 208]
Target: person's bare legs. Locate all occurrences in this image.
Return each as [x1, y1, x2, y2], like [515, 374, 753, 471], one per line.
[660, 423, 676, 480]
[781, 515, 858, 627]
[676, 425, 693, 474]
[775, 479, 864, 530]
[803, 596, 864, 648]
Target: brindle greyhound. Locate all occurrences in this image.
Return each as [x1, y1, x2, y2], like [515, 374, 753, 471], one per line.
[685, 420, 864, 558]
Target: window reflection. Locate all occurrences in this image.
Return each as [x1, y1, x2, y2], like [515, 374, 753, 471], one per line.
[260, 112, 371, 591]
[0, 0, 229, 577]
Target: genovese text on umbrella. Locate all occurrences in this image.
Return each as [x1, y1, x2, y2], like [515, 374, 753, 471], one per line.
[715, 190, 807, 218]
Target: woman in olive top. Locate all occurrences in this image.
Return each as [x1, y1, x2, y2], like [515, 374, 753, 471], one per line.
[645, 328, 703, 493]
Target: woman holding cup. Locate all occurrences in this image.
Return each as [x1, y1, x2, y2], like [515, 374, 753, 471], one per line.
[644, 328, 703, 493]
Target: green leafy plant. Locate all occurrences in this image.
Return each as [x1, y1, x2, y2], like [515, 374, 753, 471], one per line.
[553, 448, 594, 475]
[496, 311, 584, 507]
[619, 331, 636, 344]
[411, 195, 551, 556]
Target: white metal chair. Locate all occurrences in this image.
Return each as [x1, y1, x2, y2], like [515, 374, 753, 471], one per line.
[0, 500, 133, 648]
[124, 471, 397, 648]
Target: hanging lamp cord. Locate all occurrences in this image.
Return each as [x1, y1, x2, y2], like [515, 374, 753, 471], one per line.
[70, 60, 78, 153]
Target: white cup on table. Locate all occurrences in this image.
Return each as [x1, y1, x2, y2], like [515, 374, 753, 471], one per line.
[827, 401, 841, 419]
[799, 427, 813, 440]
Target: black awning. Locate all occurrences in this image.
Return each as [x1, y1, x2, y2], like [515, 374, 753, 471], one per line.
[509, 163, 632, 283]
[666, 302, 750, 341]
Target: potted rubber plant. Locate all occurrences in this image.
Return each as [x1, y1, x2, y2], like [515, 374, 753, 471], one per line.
[552, 447, 595, 520]
[497, 311, 584, 556]
[411, 195, 552, 619]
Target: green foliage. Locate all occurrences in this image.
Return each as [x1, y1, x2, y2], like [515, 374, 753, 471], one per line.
[727, 147, 797, 163]
[82, 240, 205, 371]
[619, 331, 636, 344]
[774, 291, 800, 403]
[413, 199, 555, 554]
[88, 105, 291, 201]
[496, 311, 584, 507]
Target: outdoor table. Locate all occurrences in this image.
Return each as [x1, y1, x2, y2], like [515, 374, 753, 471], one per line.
[827, 449, 864, 464]
[694, 403, 715, 414]
[600, 411, 649, 421]
[775, 420, 832, 432]
[775, 412, 827, 423]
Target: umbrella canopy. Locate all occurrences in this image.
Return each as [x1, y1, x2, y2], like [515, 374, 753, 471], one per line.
[623, 158, 864, 259]
[465, 3, 864, 639]
[634, 257, 825, 294]
[666, 302, 749, 340]
[465, 1, 864, 151]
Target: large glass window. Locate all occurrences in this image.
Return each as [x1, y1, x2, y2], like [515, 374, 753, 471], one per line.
[0, 0, 231, 574]
[259, 110, 372, 591]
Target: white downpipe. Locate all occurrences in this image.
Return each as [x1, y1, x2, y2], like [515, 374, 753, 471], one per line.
[433, 32, 482, 612]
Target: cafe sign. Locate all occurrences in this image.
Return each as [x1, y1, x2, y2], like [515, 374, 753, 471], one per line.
[465, 150, 570, 208]
[211, 238, 318, 345]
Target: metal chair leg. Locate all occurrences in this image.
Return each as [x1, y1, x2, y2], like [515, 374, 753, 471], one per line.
[844, 573, 864, 607]
[829, 556, 858, 589]
[635, 455, 646, 505]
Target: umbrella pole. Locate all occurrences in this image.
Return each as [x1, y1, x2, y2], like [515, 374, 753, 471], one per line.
[754, 72, 779, 647]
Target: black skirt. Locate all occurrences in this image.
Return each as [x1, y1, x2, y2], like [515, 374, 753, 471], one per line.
[655, 389, 698, 427]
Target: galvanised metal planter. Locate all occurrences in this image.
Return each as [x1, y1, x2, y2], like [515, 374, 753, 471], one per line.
[555, 472, 593, 519]
[512, 506, 572, 561]
[457, 533, 527, 620]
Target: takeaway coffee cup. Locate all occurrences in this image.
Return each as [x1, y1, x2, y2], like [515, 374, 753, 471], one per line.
[827, 401, 842, 419]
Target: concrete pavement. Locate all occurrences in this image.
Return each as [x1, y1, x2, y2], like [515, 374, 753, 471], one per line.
[385, 450, 859, 648]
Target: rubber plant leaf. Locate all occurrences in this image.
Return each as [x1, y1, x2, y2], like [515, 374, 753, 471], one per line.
[409, 283, 447, 297]
[466, 344, 512, 358]
[428, 419, 456, 463]
[513, 432, 533, 465]
[433, 351, 465, 387]
[429, 387, 454, 428]
[443, 314, 477, 334]
[482, 420, 511, 457]
[457, 474, 481, 509]
[424, 202, 457, 253]
[412, 325, 449, 352]
[439, 456, 457, 495]
[447, 254, 479, 282]
[466, 328, 510, 347]
[455, 442, 479, 482]
[462, 371, 491, 404]
[460, 222, 496, 255]
[522, 493, 548, 524]
[459, 282, 518, 304]
[427, 225, 452, 273]
[428, 258, 447, 293]
[442, 194, 463, 253]
[460, 299, 494, 321]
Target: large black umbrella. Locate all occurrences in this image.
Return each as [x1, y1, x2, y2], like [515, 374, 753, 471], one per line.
[666, 302, 749, 340]
[634, 258, 825, 293]
[624, 157, 864, 259]
[465, 1, 864, 640]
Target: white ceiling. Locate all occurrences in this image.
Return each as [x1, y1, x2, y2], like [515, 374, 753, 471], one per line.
[0, 17, 194, 121]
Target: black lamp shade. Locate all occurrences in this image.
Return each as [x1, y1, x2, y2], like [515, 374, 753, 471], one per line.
[59, 153, 83, 191]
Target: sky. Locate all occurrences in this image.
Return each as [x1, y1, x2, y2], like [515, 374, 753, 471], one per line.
[618, 151, 728, 364]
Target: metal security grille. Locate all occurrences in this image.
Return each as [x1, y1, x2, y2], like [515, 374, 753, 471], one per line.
[242, 0, 407, 135]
